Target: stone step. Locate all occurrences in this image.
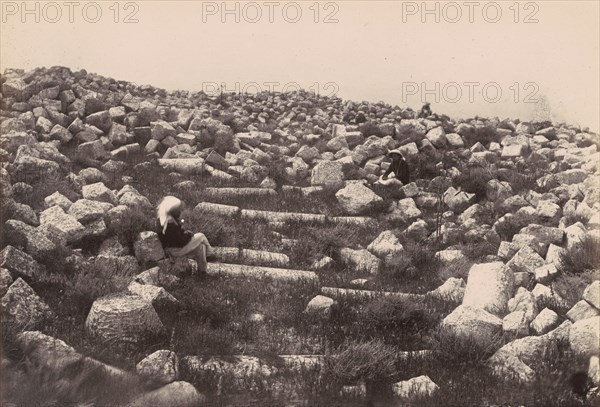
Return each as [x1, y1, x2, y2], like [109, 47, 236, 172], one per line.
[157, 158, 206, 175]
[329, 216, 376, 226]
[182, 351, 435, 394]
[211, 247, 290, 267]
[194, 202, 240, 216]
[240, 209, 327, 224]
[321, 286, 425, 300]
[202, 187, 277, 198]
[207, 263, 318, 282]
[281, 185, 325, 196]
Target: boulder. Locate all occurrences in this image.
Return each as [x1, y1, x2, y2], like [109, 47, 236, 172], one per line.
[503, 311, 529, 336]
[68, 199, 112, 223]
[335, 182, 382, 215]
[133, 267, 180, 290]
[501, 144, 526, 158]
[441, 305, 502, 343]
[0, 245, 41, 279]
[425, 127, 447, 148]
[506, 246, 545, 274]
[134, 231, 165, 264]
[428, 277, 466, 303]
[86, 111, 113, 133]
[1, 278, 54, 331]
[0, 268, 12, 297]
[85, 294, 165, 344]
[569, 316, 600, 357]
[339, 248, 381, 274]
[566, 300, 600, 322]
[151, 121, 177, 141]
[304, 295, 335, 318]
[82, 182, 118, 205]
[444, 186, 475, 213]
[3, 220, 57, 260]
[39, 206, 86, 244]
[446, 133, 464, 148]
[311, 161, 344, 188]
[583, 281, 600, 310]
[530, 308, 560, 335]
[295, 145, 320, 163]
[520, 224, 564, 246]
[126, 381, 205, 407]
[77, 139, 106, 160]
[127, 281, 178, 309]
[488, 348, 535, 383]
[392, 375, 439, 400]
[553, 169, 588, 185]
[157, 158, 206, 175]
[136, 350, 180, 384]
[462, 262, 514, 315]
[367, 231, 404, 258]
[507, 287, 538, 322]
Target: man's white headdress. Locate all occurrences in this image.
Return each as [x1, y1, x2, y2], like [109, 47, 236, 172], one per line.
[157, 196, 182, 234]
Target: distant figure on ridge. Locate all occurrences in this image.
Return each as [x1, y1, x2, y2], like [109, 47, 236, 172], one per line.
[378, 149, 410, 186]
[157, 196, 212, 278]
[418, 102, 432, 119]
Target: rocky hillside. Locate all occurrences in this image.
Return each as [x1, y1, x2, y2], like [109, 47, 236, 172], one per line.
[1, 66, 599, 406]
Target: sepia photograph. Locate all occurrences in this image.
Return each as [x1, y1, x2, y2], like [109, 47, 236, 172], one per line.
[0, 1, 599, 406]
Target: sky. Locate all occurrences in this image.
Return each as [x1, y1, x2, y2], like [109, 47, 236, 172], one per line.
[1, 1, 599, 131]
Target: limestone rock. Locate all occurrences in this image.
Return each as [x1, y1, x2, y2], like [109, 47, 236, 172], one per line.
[339, 248, 382, 274]
[444, 186, 475, 213]
[583, 281, 600, 310]
[566, 300, 600, 322]
[0, 268, 12, 297]
[503, 311, 529, 336]
[569, 316, 600, 357]
[462, 262, 514, 315]
[392, 375, 439, 400]
[1, 278, 54, 331]
[488, 348, 535, 383]
[68, 199, 112, 223]
[311, 161, 344, 188]
[507, 288, 538, 323]
[127, 281, 178, 309]
[82, 182, 118, 205]
[44, 191, 73, 211]
[39, 205, 86, 244]
[335, 182, 382, 215]
[441, 305, 502, 343]
[530, 308, 560, 335]
[507, 246, 545, 274]
[304, 295, 335, 318]
[428, 277, 466, 303]
[133, 267, 180, 290]
[126, 381, 205, 407]
[367, 231, 404, 258]
[0, 245, 41, 279]
[151, 120, 177, 141]
[134, 231, 165, 264]
[85, 294, 165, 344]
[136, 350, 180, 384]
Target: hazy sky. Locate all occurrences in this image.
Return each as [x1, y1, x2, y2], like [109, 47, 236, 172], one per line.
[1, 1, 599, 131]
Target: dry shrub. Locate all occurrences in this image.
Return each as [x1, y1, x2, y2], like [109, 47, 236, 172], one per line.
[325, 339, 398, 384]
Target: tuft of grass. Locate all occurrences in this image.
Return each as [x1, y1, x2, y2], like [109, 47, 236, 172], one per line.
[324, 339, 398, 385]
[426, 326, 505, 367]
[558, 235, 600, 275]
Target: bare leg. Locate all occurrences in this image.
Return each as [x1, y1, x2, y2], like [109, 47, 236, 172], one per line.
[192, 245, 208, 276]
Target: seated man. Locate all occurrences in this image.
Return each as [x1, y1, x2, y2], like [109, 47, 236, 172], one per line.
[417, 102, 432, 119]
[378, 149, 410, 186]
[156, 196, 211, 277]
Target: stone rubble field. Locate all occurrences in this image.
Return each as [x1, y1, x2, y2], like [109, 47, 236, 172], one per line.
[1, 66, 599, 406]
